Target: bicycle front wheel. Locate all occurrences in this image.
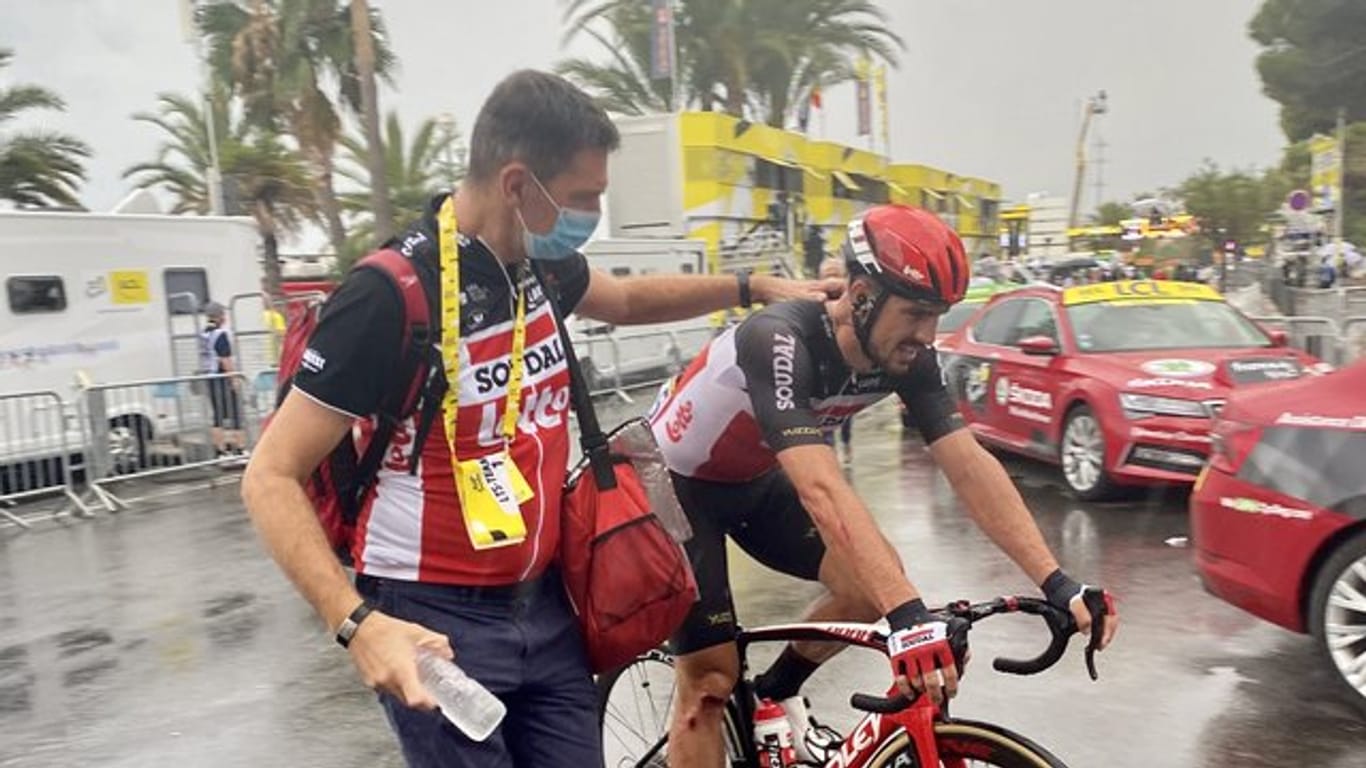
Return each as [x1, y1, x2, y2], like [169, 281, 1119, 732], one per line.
[865, 719, 1069, 768]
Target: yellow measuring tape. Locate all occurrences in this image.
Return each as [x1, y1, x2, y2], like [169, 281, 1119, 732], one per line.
[436, 196, 532, 548]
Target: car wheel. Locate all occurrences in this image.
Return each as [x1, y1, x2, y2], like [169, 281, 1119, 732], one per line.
[1059, 405, 1114, 500]
[1308, 529, 1366, 717]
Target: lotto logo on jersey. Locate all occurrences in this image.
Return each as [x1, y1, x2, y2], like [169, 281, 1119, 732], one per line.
[665, 400, 695, 442]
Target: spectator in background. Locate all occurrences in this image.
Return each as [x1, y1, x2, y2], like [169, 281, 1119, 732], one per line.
[199, 301, 245, 458]
[1318, 256, 1338, 289]
[804, 225, 826, 278]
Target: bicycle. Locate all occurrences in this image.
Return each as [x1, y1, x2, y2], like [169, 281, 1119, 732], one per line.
[598, 594, 1108, 767]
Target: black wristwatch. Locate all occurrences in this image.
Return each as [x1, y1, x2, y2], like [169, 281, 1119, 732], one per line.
[737, 269, 753, 308]
[335, 601, 376, 648]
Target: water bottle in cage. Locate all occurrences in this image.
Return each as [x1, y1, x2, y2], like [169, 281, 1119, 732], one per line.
[752, 698, 798, 767]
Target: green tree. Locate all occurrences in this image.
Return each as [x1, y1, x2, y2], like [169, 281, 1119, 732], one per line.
[124, 91, 321, 293]
[197, 0, 396, 256]
[559, 0, 901, 127]
[1249, 0, 1366, 141]
[1091, 201, 1133, 226]
[335, 111, 464, 271]
[1178, 161, 1283, 251]
[0, 48, 90, 208]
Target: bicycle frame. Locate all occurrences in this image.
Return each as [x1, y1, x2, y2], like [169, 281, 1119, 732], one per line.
[611, 595, 1097, 768]
[735, 622, 946, 768]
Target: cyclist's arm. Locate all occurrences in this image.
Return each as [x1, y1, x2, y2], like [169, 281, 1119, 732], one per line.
[928, 430, 1059, 586]
[736, 316, 916, 613]
[899, 359, 1060, 587]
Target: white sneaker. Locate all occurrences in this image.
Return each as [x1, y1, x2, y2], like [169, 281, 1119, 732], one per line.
[781, 696, 842, 764]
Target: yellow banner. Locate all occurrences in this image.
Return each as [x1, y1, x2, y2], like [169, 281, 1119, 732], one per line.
[1309, 133, 1342, 211]
[1062, 280, 1222, 306]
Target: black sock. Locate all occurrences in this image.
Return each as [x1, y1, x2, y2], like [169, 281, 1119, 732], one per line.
[753, 645, 822, 701]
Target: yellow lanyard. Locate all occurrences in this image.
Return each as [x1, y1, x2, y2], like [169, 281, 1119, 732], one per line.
[437, 196, 528, 459]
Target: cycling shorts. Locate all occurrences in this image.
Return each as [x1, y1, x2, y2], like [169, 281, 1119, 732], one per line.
[669, 469, 827, 655]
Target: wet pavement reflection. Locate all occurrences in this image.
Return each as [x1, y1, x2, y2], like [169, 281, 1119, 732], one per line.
[2, 401, 1363, 766]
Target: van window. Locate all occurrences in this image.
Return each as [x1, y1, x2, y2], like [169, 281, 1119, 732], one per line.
[164, 268, 210, 315]
[7, 276, 67, 314]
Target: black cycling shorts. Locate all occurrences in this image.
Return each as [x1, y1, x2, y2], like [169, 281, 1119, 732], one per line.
[669, 469, 827, 655]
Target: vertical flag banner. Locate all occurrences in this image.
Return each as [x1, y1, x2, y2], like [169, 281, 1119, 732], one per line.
[855, 57, 872, 137]
[875, 64, 890, 155]
[1309, 133, 1342, 213]
[650, 0, 676, 81]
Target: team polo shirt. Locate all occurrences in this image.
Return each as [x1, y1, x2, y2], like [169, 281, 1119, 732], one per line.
[293, 197, 589, 585]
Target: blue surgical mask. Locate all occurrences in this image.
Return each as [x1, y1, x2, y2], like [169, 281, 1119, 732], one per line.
[517, 173, 601, 261]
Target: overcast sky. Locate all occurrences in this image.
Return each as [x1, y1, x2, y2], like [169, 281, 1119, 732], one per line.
[2, 0, 1286, 228]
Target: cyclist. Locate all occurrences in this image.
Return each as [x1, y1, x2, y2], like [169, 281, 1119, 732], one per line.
[648, 204, 1120, 766]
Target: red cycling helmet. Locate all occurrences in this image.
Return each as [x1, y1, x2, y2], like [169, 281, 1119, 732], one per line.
[842, 204, 970, 306]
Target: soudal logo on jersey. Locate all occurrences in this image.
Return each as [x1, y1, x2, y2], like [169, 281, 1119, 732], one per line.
[472, 336, 567, 394]
[773, 332, 798, 411]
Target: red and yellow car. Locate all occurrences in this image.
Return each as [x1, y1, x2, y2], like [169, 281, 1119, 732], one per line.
[936, 280, 1322, 498]
[1191, 360, 1366, 715]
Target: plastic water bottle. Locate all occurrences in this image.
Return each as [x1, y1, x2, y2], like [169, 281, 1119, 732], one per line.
[415, 649, 506, 742]
[752, 698, 797, 767]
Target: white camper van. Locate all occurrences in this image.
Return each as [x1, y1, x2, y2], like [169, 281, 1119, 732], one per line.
[573, 238, 716, 390]
[0, 210, 263, 471]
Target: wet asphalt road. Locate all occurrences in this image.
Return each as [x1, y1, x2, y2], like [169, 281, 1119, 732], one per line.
[2, 398, 1364, 767]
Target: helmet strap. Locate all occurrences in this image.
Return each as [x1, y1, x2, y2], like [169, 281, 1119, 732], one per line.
[851, 284, 892, 364]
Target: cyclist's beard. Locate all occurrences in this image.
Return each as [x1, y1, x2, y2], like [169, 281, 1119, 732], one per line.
[872, 336, 925, 377]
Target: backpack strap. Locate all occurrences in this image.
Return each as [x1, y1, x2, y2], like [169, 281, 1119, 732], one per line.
[347, 249, 439, 509]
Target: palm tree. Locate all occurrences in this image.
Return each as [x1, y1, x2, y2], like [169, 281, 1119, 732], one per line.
[349, 0, 394, 241]
[559, 0, 901, 126]
[124, 91, 320, 293]
[0, 48, 91, 208]
[335, 111, 464, 270]
[197, 0, 396, 256]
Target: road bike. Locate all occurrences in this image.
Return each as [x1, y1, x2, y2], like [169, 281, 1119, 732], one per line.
[598, 595, 1107, 767]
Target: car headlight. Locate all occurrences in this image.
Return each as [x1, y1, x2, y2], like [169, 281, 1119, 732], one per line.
[1119, 393, 1209, 419]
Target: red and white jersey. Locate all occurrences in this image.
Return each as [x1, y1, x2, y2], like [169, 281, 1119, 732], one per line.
[293, 202, 590, 586]
[649, 301, 959, 483]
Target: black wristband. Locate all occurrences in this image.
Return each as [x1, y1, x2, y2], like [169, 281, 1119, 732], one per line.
[1041, 568, 1083, 609]
[334, 601, 375, 648]
[737, 269, 753, 308]
[887, 598, 934, 631]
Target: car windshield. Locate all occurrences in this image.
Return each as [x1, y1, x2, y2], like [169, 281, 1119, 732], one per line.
[1067, 300, 1270, 352]
[938, 301, 982, 334]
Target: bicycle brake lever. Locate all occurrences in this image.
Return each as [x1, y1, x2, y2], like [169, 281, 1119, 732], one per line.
[1081, 589, 1108, 682]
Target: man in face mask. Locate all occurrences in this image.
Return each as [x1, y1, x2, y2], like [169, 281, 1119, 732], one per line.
[243, 70, 837, 768]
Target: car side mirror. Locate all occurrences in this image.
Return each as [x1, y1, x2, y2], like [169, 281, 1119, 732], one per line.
[1267, 329, 1288, 348]
[1018, 335, 1060, 356]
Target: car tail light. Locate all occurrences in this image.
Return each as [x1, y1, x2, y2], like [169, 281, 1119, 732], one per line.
[1207, 417, 1261, 475]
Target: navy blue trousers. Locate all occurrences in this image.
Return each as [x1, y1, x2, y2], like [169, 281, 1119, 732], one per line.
[356, 571, 601, 767]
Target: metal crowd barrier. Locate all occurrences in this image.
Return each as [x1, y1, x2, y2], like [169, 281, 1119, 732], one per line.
[0, 390, 94, 528]
[1341, 316, 1366, 366]
[1249, 315, 1344, 365]
[79, 372, 263, 512]
[572, 325, 719, 402]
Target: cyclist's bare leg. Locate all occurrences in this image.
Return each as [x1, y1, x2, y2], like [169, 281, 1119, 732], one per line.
[790, 543, 899, 663]
[669, 642, 739, 768]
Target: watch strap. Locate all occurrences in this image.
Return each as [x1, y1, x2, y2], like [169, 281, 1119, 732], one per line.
[737, 269, 753, 308]
[335, 601, 375, 648]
